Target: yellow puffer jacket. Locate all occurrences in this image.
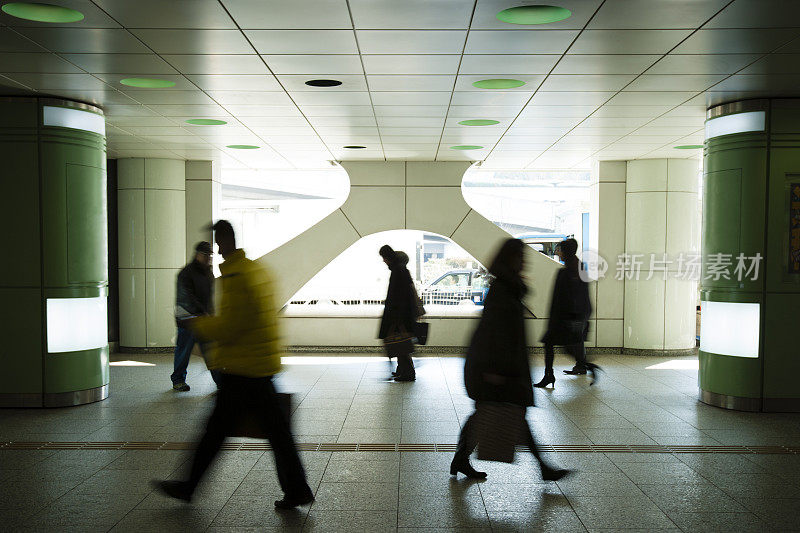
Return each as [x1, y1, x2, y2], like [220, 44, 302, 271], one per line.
[193, 249, 281, 377]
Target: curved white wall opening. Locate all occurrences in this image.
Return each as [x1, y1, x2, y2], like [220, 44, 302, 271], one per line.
[221, 166, 349, 260]
[461, 168, 591, 258]
[285, 229, 486, 318]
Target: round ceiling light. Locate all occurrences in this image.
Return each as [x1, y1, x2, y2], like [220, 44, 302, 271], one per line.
[472, 79, 525, 89]
[459, 119, 500, 126]
[1, 2, 84, 23]
[305, 79, 342, 87]
[496, 5, 572, 25]
[186, 119, 227, 126]
[226, 144, 260, 149]
[120, 77, 175, 88]
[674, 145, 704, 149]
[450, 145, 484, 150]
[343, 145, 366, 149]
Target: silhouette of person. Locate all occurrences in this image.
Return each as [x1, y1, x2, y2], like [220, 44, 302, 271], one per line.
[535, 238, 599, 388]
[378, 245, 417, 382]
[171, 241, 218, 391]
[154, 220, 314, 510]
[451, 238, 569, 481]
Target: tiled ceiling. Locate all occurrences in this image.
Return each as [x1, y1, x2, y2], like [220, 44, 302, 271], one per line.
[1, 0, 800, 170]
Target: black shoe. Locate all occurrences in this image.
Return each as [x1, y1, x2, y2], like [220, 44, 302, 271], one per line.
[562, 368, 587, 376]
[391, 371, 399, 377]
[534, 375, 555, 388]
[450, 456, 488, 479]
[394, 375, 415, 382]
[274, 493, 314, 509]
[152, 480, 192, 503]
[541, 466, 571, 482]
[172, 382, 190, 392]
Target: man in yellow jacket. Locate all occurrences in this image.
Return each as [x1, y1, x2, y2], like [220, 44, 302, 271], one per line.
[154, 220, 313, 510]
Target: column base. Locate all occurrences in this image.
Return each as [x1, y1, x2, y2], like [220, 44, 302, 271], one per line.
[699, 389, 760, 412]
[0, 384, 108, 408]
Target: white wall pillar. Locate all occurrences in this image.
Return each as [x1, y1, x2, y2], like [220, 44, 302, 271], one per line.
[118, 158, 186, 348]
[623, 159, 699, 351]
[590, 160, 627, 348]
[185, 160, 221, 261]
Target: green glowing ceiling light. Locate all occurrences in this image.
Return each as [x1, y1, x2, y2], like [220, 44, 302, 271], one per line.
[674, 144, 704, 149]
[450, 145, 484, 150]
[496, 5, 572, 25]
[120, 77, 175, 88]
[226, 144, 260, 149]
[459, 119, 500, 126]
[1, 2, 84, 23]
[472, 78, 525, 89]
[186, 119, 227, 125]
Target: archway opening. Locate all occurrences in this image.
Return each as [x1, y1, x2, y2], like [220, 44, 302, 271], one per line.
[285, 230, 486, 318]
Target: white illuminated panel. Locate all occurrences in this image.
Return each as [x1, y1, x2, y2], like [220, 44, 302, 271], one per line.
[43, 105, 105, 136]
[705, 111, 765, 140]
[47, 297, 108, 353]
[699, 301, 759, 358]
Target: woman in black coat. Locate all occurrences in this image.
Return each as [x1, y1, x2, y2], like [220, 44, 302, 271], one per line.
[451, 238, 569, 481]
[535, 238, 598, 388]
[378, 245, 417, 382]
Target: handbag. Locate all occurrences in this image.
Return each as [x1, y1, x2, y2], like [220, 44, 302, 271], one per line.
[230, 392, 292, 439]
[474, 401, 527, 463]
[413, 321, 429, 345]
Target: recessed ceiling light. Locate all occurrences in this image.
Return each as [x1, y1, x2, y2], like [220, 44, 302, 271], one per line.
[459, 119, 500, 126]
[674, 145, 704, 149]
[472, 79, 525, 89]
[120, 77, 175, 88]
[343, 145, 367, 149]
[305, 79, 342, 87]
[186, 119, 227, 126]
[1, 2, 84, 23]
[450, 145, 484, 150]
[496, 5, 572, 25]
[226, 144, 260, 149]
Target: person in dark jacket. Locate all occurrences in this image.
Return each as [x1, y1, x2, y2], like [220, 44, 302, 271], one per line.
[171, 241, 216, 391]
[535, 238, 599, 388]
[378, 245, 417, 382]
[451, 238, 569, 481]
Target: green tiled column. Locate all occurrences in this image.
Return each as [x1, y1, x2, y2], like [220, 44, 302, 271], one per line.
[701, 99, 800, 412]
[0, 97, 109, 407]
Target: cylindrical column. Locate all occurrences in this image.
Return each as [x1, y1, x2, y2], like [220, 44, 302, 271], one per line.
[700, 99, 800, 412]
[0, 97, 109, 407]
[623, 159, 700, 353]
[118, 159, 185, 349]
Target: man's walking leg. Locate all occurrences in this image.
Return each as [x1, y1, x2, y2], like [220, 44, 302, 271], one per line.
[262, 378, 313, 508]
[171, 327, 195, 389]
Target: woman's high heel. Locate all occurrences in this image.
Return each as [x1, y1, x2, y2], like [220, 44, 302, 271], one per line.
[450, 456, 488, 479]
[533, 375, 555, 388]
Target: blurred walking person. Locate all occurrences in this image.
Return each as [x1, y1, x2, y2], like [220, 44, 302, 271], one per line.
[154, 220, 314, 510]
[378, 245, 417, 382]
[451, 238, 569, 481]
[171, 241, 218, 391]
[535, 238, 598, 388]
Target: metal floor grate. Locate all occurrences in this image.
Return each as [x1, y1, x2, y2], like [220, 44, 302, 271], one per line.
[0, 441, 797, 454]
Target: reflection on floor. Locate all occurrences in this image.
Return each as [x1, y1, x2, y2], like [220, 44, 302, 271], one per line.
[1, 353, 799, 531]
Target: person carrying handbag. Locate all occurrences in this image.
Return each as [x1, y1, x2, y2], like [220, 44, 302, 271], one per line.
[535, 238, 599, 388]
[378, 246, 418, 382]
[451, 238, 570, 481]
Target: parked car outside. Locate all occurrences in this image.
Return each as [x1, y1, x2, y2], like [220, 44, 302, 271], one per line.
[420, 269, 490, 306]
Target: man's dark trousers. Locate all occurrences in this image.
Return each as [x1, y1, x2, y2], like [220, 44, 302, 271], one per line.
[171, 326, 220, 385]
[186, 373, 312, 500]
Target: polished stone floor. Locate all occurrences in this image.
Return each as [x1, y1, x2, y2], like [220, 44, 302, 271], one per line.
[1, 352, 799, 532]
